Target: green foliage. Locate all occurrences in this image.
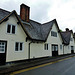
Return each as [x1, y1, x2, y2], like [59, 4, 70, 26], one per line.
[59, 29, 63, 32]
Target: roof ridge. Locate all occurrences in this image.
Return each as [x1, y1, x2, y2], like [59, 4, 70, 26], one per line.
[61, 30, 72, 33]
[42, 19, 56, 25]
[0, 8, 11, 13]
[30, 19, 41, 25]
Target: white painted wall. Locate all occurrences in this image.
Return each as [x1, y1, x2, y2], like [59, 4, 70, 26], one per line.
[30, 43, 51, 58]
[70, 33, 75, 53]
[64, 45, 70, 54]
[0, 14, 28, 62]
[46, 23, 63, 55]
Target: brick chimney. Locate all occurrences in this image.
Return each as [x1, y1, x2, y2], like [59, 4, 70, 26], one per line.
[66, 28, 69, 31]
[20, 4, 30, 22]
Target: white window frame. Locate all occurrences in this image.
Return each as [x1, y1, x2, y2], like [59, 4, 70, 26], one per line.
[15, 42, 24, 52]
[51, 31, 57, 37]
[6, 24, 17, 34]
[44, 44, 48, 50]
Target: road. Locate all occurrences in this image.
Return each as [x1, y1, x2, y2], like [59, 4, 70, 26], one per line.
[11, 56, 75, 75]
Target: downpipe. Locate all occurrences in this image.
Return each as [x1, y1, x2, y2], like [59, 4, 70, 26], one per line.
[63, 45, 64, 54]
[28, 42, 32, 60]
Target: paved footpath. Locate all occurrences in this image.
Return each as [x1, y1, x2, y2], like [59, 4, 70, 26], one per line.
[0, 54, 75, 74]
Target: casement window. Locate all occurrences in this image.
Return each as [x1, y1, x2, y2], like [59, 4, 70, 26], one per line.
[15, 42, 23, 51]
[44, 44, 48, 50]
[71, 46, 74, 50]
[7, 24, 16, 34]
[51, 31, 57, 37]
[60, 45, 62, 50]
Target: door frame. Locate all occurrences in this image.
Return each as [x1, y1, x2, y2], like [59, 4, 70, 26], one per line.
[52, 44, 58, 56]
[0, 40, 7, 65]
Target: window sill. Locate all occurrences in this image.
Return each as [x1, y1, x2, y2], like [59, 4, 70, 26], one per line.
[15, 50, 24, 52]
[6, 33, 16, 35]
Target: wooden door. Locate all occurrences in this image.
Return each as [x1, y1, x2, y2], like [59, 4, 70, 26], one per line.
[52, 44, 58, 56]
[0, 41, 7, 65]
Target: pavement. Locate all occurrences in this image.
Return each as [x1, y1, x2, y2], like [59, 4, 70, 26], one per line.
[0, 54, 75, 74]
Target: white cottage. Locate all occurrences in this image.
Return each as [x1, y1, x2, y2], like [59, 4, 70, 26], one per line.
[61, 28, 75, 54]
[0, 3, 74, 65]
[0, 10, 29, 65]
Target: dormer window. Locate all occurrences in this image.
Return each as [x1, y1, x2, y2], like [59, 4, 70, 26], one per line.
[7, 24, 16, 34]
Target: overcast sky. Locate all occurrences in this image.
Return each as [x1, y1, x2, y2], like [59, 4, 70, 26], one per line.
[1, 0, 75, 32]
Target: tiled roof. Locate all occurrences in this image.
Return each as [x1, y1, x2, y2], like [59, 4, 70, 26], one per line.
[0, 8, 10, 21]
[23, 19, 44, 41]
[61, 30, 72, 45]
[41, 20, 55, 40]
[22, 19, 58, 41]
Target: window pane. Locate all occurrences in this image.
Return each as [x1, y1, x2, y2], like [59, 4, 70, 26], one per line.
[20, 43, 23, 50]
[0, 46, 1, 48]
[52, 45, 54, 51]
[1, 49, 4, 51]
[7, 25, 11, 33]
[56, 46, 58, 51]
[51, 31, 53, 36]
[2, 43, 4, 45]
[60, 45, 62, 49]
[47, 44, 48, 50]
[15, 42, 19, 51]
[12, 25, 15, 34]
[0, 48, 4, 51]
[2, 46, 4, 48]
[54, 46, 56, 51]
[44, 44, 46, 50]
[0, 48, 2, 51]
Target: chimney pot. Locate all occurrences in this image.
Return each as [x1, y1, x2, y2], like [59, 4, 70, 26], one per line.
[66, 28, 69, 31]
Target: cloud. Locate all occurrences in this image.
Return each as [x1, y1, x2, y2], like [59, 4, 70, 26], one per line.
[0, 0, 19, 12]
[30, 2, 50, 23]
[48, 0, 75, 32]
[0, 0, 75, 32]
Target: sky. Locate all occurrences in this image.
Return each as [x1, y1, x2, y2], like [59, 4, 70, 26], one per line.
[1, 0, 75, 32]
